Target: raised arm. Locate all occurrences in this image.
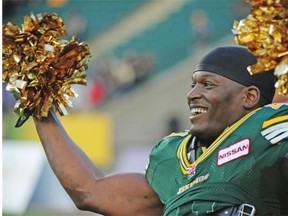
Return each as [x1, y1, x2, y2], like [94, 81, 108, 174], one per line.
[33, 111, 163, 215]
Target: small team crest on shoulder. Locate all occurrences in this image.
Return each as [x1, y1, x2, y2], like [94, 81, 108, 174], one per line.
[188, 164, 197, 179]
[217, 138, 250, 166]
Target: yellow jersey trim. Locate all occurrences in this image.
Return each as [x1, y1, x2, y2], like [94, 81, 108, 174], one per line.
[262, 115, 288, 128]
[178, 108, 260, 174]
[177, 134, 192, 172]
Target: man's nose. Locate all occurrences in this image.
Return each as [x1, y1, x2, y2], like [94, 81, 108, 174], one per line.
[187, 86, 202, 100]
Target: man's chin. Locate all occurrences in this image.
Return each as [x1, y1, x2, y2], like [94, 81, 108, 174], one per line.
[189, 127, 202, 136]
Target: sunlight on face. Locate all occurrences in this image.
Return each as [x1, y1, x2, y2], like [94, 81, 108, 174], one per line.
[187, 72, 247, 146]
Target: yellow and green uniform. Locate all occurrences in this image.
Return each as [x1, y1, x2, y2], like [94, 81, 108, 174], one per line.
[145, 103, 288, 215]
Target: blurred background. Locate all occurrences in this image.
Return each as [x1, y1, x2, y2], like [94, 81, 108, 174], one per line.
[2, 0, 250, 215]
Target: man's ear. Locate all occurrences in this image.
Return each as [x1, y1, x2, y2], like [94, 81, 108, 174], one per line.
[244, 86, 261, 109]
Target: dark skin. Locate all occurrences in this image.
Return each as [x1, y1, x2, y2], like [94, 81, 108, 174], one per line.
[34, 111, 163, 215]
[187, 72, 261, 146]
[33, 71, 288, 215]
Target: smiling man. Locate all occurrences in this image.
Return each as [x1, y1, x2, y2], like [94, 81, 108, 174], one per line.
[146, 46, 288, 215]
[33, 46, 288, 215]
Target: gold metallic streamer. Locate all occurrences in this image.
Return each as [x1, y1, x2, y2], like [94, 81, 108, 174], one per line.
[2, 13, 91, 126]
[232, 0, 288, 95]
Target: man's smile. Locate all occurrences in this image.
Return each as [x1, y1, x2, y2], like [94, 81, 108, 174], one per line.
[190, 107, 208, 116]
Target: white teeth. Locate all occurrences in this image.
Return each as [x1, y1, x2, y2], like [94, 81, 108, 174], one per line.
[191, 107, 207, 116]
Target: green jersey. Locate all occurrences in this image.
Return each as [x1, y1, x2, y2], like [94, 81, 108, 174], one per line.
[145, 103, 288, 215]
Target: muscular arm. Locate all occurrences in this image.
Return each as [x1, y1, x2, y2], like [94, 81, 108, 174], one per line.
[33, 111, 163, 215]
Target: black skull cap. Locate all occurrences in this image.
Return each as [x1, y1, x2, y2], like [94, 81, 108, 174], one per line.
[194, 46, 276, 103]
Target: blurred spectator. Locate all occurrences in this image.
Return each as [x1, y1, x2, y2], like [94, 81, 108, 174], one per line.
[47, 0, 67, 7]
[190, 9, 214, 45]
[90, 56, 118, 97]
[87, 50, 156, 107]
[123, 50, 156, 85]
[166, 114, 181, 135]
[88, 75, 106, 106]
[111, 57, 137, 93]
[230, 0, 251, 18]
[65, 9, 88, 40]
[164, 110, 182, 136]
[3, 0, 30, 19]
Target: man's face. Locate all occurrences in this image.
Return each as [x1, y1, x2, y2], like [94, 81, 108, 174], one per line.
[187, 71, 247, 146]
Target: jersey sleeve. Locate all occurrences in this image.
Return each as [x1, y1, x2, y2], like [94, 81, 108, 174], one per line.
[145, 131, 189, 178]
[260, 103, 288, 145]
[145, 131, 190, 202]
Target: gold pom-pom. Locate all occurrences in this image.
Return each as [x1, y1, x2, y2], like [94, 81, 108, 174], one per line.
[2, 13, 91, 127]
[232, 0, 288, 95]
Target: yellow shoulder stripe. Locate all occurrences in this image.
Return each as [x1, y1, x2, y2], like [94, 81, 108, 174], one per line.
[166, 131, 189, 139]
[262, 115, 288, 128]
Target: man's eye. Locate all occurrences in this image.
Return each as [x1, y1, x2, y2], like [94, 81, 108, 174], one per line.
[204, 82, 214, 88]
[191, 83, 196, 89]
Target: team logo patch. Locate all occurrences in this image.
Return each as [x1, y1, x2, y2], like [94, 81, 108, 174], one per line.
[187, 164, 197, 179]
[217, 138, 250, 166]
